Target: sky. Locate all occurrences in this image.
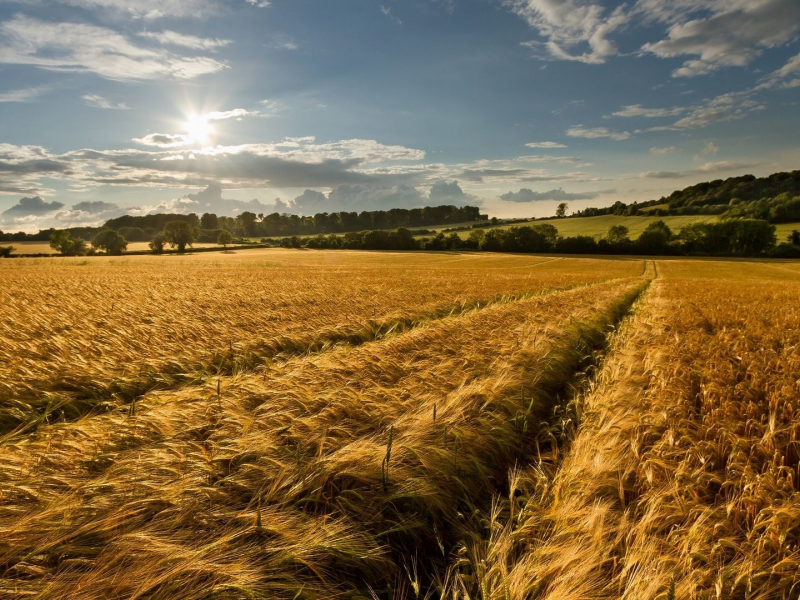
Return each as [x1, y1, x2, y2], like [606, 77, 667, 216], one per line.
[0, 0, 799, 232]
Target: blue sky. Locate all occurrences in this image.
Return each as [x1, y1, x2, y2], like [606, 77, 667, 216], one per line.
[1, 0, 799, 232]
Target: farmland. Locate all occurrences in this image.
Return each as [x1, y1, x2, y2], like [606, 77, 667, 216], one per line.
[1, 250, 799, 599]
[442, 215, 800, 242]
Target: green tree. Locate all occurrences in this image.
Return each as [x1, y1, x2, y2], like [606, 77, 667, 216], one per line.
[49, 230, 87, 256]
[0, 245, 15, 258]
[636, 220, 673, 255]
[606, 224, 630, 244]
[92, 230, 128, 255]
[163, 221, 198, 252]
[555, 202, 569, 218]
[201, 212, 220, 230]
[789, 230, 800, 246]
[149, 232, 167, 254]
[217, 230, 234, 248]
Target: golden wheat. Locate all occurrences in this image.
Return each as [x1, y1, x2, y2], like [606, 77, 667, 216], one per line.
[0, 251, 641, 435]
[0, 260, 645, 598]
[440, 260, 800, 600]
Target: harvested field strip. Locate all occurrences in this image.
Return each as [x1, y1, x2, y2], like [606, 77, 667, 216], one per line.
[441, 271, 800, 599]
[0, 254, 643, 435]
[0, 278, 647, 599]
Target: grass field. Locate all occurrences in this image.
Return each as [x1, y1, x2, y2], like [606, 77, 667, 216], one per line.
[443, 215, 800, 242]
[1, 250, 799, 599]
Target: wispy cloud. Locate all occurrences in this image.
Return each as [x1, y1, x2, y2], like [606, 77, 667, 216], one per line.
[638, 160, 761, 179]
[566, 126, 630, 141]
[757, 51, 800, 90]
[525, 141, 568, 148]
[138, 30, 233, 51]
[650, 146, 678, 155]
[82, 94, 129, 110]
[611, 104, 685, 118]
[4, 0, 217, 19]
[0, 86, 49, 103]
[381, 6, 403, 25]
[508, 0, 628, 64]
[0, 16, 227, 81]
[647, 92, 765, 131]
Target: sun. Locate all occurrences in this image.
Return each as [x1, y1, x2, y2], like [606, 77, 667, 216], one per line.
[185, 114, 214, 146]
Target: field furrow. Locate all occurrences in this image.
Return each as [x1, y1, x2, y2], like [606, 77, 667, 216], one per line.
[437, 262, 800, 599]
[0, 277, 646, 599]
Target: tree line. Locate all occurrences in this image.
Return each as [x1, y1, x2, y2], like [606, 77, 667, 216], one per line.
[572, 171, 800, 223]
[2, 217, 798, 259]
[271, 219, 798, 258]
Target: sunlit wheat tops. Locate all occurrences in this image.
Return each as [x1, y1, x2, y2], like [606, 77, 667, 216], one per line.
[1, 250, 798, 599]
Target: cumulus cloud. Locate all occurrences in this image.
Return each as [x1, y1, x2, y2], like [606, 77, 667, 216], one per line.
[294, 184, 426, 214]
[509, 0, 628, 64]
[167, 184, 279, 215]
[525, 141, 568, 148]
[1, 195, 64, 216]
[0, 137, 428, 195]
[0, 16, 227, 81]
[82, 94, 129, 110]
[428, 180, 481, 206]
[71, 200, 120, 213]
[641, 0, 800, 77]
[566, 126, 630, 141]
[0, 144, 76, 196]
[500, 187, 613, 202]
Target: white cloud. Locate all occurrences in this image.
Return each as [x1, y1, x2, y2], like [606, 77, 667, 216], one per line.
[381, 6, 403, 25]
[500, 187, 613, 202]
[133, 133, 193, 148]
[1, 195, 64, 215]
[650, 146, 678, 154]
[638, 160, 761, 179]
[246, 0, 271, 7]
[525, 141, 568, 148]
[0, 86, 48, 102]
[508, 0, 628, 64]
[0, 16, 227, 81]
[206, 108, 257, 121]
[700, 141, 718, 155]
[0, 137, 428, 196]
[641, 0, 800, 77]
[82, 94, 129, 110]
[648, 92, 765, 131]
[4, 0, 216, 19]
[611, 104, 685, 118]
[757, 52, 800, 90]
[138, 30, 232, 51]
[566, 126, 630, 141]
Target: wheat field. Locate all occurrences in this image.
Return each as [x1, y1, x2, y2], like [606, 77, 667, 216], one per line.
[1, 250, 799, 599]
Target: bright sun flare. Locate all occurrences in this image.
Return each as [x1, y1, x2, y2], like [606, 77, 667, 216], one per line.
[185, 115, 214, 146]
